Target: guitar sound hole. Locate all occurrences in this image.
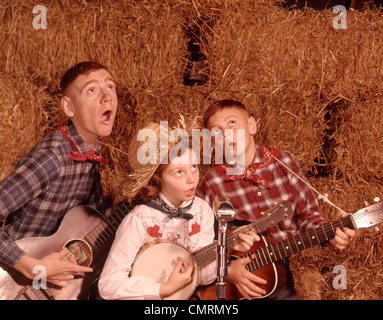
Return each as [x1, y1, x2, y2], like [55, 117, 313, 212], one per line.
[64, 239, 93, 267]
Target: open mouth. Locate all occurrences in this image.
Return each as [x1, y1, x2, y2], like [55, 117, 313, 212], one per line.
[186, 187, 196, 196]
[101, 110, 113, 122]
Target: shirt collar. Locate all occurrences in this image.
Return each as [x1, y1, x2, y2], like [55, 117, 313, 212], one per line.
[159, 192, 193, 209]
[65, 120, 99, 155]
[252, 143, 266, 164]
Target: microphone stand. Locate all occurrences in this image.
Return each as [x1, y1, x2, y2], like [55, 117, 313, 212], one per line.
[213, 193, 236, 300]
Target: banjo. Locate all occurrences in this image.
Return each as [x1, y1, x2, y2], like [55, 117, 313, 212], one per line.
[130, 200, 292, 300]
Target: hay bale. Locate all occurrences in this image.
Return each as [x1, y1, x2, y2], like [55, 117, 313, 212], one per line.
[0, 74, 54, 180]
[330, 99, 383, 182]
[290, 176, 383, 299]
[1, 0, 383, 300]
[198, 3, 383, 176]
[0, 0, 195, 198]
[291, 266, 324, 300]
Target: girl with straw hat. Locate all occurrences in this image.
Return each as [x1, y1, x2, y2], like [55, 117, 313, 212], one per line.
[98, 120, 256, 300]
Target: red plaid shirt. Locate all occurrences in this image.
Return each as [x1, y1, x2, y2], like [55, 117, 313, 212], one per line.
[197, 143, 328, 243]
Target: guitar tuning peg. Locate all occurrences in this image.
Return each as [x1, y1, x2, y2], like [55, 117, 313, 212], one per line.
[364, 201, 369, 207]
[374, 197, 380, 203]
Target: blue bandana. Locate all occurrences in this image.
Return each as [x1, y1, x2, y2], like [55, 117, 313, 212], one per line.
[140, 196, 194, 220]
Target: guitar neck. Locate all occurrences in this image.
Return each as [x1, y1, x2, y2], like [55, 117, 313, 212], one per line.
[191, 220, 261, 267]
[191, 200, 292, 268]
[84, 200, 133, 250]
[245, 215, 355, 272]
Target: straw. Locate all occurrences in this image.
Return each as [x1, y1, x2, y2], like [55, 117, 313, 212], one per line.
[1, 0, 383, 299]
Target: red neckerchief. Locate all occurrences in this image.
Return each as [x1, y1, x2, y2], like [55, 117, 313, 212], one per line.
[58, 123, 107, 163]
[215, 144, 279, 188]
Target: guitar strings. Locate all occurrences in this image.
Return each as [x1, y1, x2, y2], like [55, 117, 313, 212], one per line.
[85, 201, 131, 249]
[245, 216, 353, 270]
[100, 140, 383, 268]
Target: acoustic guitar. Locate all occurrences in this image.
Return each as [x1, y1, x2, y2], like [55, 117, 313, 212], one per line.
[0, 200, 133, 300]
[197, 201, 383, 299]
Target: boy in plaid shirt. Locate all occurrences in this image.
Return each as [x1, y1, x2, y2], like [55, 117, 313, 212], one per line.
[197, 99, 354, 299]
[0, 61, 117, 288]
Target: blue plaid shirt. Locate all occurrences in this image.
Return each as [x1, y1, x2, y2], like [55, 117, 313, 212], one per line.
[0, 120, 108, 267]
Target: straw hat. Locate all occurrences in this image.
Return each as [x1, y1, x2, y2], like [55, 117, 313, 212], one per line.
[126, 115, 201, 202]
[126, 122, 170, 201]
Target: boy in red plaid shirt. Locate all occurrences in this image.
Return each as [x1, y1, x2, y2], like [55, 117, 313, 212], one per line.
[197, 99, 355, 300]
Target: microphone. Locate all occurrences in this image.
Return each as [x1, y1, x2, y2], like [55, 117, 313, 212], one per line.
[213, 192, 236, 300]
[213, 192, 236, 223]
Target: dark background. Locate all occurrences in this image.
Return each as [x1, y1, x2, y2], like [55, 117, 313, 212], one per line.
[281, 0, 383, 10]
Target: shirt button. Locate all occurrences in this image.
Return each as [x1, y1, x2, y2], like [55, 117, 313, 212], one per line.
[257, 191, 262, 196]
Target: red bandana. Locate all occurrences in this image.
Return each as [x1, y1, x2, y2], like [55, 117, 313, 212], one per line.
[215, 144, 279, 188]
[58, 123, 107, 163]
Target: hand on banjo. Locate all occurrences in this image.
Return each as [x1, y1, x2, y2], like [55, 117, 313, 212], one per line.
[159, 255, 194, 298]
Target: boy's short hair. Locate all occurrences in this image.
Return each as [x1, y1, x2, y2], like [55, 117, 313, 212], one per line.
[60, 61, 110, 95]
[203, 99, 248, 128]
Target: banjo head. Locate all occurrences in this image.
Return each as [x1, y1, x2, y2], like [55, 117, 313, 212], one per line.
[130, 241, 199, 300]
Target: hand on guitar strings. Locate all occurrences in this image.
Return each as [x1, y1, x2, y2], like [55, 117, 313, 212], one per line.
[326, 212, 355, 250]
[227, 254, 267, 300]
[225, 227, 267, 300]
[159, 255, 194, 298]
[14, 247, 93, 287]
[232, 230, 260, 252]
[329, 225, 355, 250]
